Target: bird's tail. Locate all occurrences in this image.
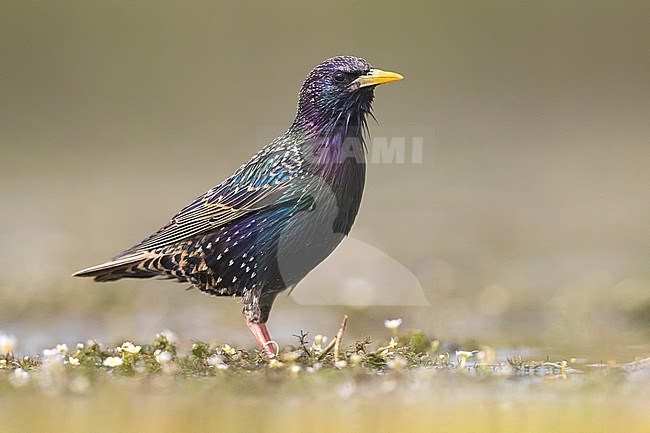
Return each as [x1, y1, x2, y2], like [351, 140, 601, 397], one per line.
[72, 252, 166, 282]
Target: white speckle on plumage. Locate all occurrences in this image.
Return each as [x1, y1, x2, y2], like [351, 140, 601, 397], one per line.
[216, 254, 222, 260]
[229, 260, 234, 266]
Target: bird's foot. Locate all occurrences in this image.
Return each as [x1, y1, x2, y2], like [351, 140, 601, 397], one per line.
[262, 340, 279, 358]
[246, 320, 279, 358]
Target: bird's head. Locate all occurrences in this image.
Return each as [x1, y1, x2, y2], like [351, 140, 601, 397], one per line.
[294, 56, 403, 136]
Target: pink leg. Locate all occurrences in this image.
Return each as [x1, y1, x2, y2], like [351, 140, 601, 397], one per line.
[246, 320, 278, 358]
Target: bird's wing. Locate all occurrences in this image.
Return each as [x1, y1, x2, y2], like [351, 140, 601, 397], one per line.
[121, 146, 301, 255]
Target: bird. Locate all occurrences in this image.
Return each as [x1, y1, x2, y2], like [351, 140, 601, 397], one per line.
[73, 56, 403, 356]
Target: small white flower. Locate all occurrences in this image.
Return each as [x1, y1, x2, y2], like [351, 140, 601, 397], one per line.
[456, 350, 475, 359]
[157, 329, 178, 344]
[0, 333, 17, 354]
[310, 335, 329, 355]
[0, 359, 7, 368]
[335, 360, 347, 369]
[268, 359, 282, 368]
[289, 365, 301, 374]
[350, 354, 363, 366]
[42, 348, 59, 358]
[222, 344, 236, 356]
[282, 351, 301, 362]
[68, 357, 80, 366]
[48, 357, 65, 369]
[155, 351, 173, 364]
[387, 355, 407, 370]
[76, 343, 85, 351]
[384, 318, 403, 331]
[103, 356, 123, 367]
[56, 344, 69, 355]
[388, 338, 398, 349]
[42, 349, 65, 369]
[456, 350, 476, 368]
[208, 355, 224, 366]
[11, 368, 30, 387]
[118, 342, 141, 354]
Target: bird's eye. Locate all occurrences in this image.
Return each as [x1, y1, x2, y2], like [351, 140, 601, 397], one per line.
[333, 71, 347, 83]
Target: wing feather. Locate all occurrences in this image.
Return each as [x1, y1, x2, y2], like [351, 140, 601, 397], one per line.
[120, 146, 301, 255]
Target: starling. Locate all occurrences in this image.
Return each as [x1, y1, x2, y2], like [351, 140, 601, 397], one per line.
[74, 56, 403, 356]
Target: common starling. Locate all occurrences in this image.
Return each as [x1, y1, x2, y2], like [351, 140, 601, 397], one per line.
[74, 56, 403, 356]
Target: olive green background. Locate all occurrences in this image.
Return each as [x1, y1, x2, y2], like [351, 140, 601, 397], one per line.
[1, 1, 649, 359]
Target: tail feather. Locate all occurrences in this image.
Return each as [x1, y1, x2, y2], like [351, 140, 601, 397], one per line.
[73, 252, 164, 282]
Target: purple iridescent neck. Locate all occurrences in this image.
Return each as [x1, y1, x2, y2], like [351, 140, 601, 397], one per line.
[291, 88, 373, 139]
[290, 95, 371, 175]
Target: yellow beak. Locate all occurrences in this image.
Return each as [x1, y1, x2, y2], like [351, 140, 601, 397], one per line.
[353, 68, 404, 88]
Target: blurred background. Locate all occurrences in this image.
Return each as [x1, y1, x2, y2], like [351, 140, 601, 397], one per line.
[1, 0, 649, 360]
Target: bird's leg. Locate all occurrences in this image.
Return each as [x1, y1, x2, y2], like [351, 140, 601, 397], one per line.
[243, 288, 280, 357]
[246, 320, 278, 358]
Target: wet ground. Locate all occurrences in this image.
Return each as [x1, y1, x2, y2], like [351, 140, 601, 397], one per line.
[1, 330, 649, 433]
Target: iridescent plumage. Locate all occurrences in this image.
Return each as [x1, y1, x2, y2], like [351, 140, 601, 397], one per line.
[74, 56, 403, 354]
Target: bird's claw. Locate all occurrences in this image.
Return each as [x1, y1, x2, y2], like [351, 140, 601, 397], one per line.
[262, 340, 279, 358]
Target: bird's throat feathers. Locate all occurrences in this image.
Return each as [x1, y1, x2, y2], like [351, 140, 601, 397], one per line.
[293, 90, 373, 175]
